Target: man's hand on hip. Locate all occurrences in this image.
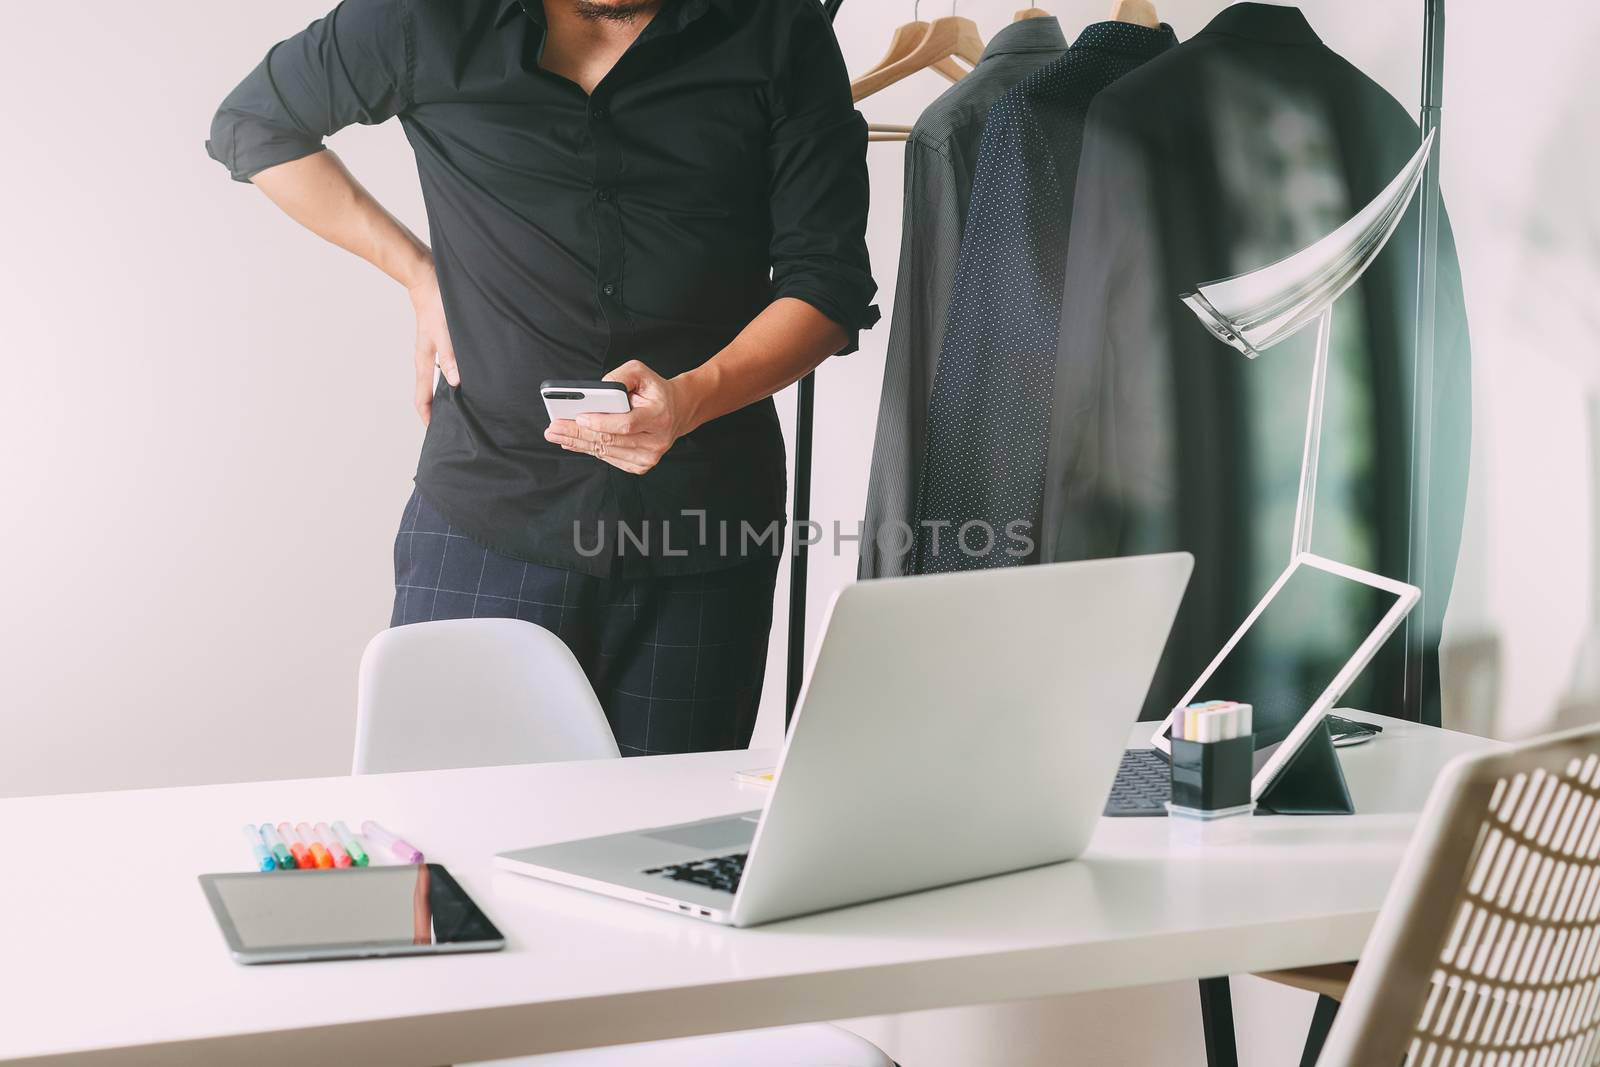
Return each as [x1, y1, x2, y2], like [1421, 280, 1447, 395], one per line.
[545, 360, 687, 475]
[409, 265, 460, 425]
[247, 151, 448, 423]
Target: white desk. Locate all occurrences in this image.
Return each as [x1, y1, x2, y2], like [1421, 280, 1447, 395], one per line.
[0, 712, 1492, 1065]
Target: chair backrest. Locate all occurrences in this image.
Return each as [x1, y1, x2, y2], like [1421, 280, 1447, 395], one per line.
[353, 618, 620, 774]
[1319, 723, 1600, 1067]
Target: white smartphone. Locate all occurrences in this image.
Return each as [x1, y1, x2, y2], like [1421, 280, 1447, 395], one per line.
[541, 379, 631, 421]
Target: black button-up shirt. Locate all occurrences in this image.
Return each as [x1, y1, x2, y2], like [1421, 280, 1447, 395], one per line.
[911, 21, 1175, 574]
[207, 0, 877, 576]
[858, 15, 1068, 579]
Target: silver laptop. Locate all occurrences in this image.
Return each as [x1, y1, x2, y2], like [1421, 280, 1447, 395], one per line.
[495, 552, 1193, 927]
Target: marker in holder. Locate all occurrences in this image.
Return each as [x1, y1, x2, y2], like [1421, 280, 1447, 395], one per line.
[1167, 701, 1256, 820]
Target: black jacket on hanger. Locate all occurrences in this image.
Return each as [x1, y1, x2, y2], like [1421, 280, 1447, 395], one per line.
[1045, 3, 1471, 723]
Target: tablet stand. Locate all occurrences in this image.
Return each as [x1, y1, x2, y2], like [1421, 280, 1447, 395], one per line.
[1256, 720, 1355, 815]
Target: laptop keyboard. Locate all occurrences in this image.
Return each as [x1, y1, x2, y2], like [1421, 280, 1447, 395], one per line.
[644, 852, 747, 894]
[1105, 748, 1172, 817]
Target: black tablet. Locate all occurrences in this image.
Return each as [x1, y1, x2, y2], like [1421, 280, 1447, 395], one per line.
[200, 864, 505, 964]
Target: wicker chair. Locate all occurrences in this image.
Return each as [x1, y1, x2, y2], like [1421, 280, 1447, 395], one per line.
[1318, 723, 1600, 1066]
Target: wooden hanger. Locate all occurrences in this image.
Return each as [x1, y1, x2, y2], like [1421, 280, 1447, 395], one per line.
[1013, 7, 1051, 20]
[856, 12, 970, 89]
[1109, 0, 1160, 28]
[851, 12, 985, 103]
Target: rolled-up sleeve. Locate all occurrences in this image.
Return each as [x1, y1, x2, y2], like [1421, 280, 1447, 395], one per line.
[766, 1, 879, 353]
[205, 0, 412, 183]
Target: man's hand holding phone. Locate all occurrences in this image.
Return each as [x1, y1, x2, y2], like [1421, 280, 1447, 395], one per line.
[543, 360, 689, 475]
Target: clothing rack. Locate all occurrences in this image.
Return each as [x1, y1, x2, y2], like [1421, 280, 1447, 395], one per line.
[1405, 0, 1445, 727]
[784, 0, 846, 724]
[786, 0, 1447, 729]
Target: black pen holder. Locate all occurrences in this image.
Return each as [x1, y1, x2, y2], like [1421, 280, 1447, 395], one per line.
[1168, 735, 1256, 819]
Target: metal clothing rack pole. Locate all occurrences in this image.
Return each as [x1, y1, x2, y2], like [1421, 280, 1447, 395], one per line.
[787, 371, 816, 721]
[1404, 0, 1446, 726]
[786, 0, 849, 726]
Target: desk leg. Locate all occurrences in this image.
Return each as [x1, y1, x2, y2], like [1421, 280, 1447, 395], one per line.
[1297, 994, 1340, 1067]
[1198, 977, 1238, 1067]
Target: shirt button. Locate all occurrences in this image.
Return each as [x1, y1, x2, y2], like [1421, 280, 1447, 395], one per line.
[591, 104, 609, 121]
[602, 283, 617, 296]
[597, 187, 614, 202]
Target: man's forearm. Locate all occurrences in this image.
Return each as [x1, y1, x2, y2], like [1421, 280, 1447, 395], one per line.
[549, 298, 849, 473]
[673, 298, 848, 434]
[251, 150, 433, 291]
[252, 148, 461, 410]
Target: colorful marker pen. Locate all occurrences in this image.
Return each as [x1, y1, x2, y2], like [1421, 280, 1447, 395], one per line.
[331, 821, 369, 866]
[259, 822, 296, 869]
[1187, 700, 1231, 741]
[363, 820, 423, 864]
[313, 822, 353, 868]
[242, 824, 276, 872]
[1218, 705, 1239, 741]
[295, 821, 335, 868]
[277, 821, 315, 869]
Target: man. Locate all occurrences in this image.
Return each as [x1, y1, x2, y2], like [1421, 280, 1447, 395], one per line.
[207, 0, 877, 755]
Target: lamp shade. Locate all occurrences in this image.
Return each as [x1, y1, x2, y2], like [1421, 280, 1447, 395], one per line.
[1181, 130, 1436, 358]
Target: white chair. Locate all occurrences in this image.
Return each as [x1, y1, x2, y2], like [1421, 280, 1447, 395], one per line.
[1316, 723, 1600, 1066]
[355, 618, 619, 773]
[355, 618, 895, 1067]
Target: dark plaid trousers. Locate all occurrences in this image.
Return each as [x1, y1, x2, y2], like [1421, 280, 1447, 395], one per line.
[391, 489, 779, 756]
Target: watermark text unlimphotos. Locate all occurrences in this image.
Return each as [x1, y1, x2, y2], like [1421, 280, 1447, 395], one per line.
[571, 511, 1034, 560]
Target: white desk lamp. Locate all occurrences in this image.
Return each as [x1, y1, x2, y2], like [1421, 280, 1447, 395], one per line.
[1181, 130, 1436, 559]
[1163, 133, 1439, 779]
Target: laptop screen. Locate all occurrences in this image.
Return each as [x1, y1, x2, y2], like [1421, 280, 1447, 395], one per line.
[1192, 562, 1402, 766]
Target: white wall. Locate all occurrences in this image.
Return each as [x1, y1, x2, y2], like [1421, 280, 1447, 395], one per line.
[3, 1, 1597, 1063]
[9, 0, 1587, 791]
[3, 3, 426, 795]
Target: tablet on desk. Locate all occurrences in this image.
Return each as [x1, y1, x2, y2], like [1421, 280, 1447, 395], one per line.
[1149, 553, 1418, 800]
[200, 864, 504, 964]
